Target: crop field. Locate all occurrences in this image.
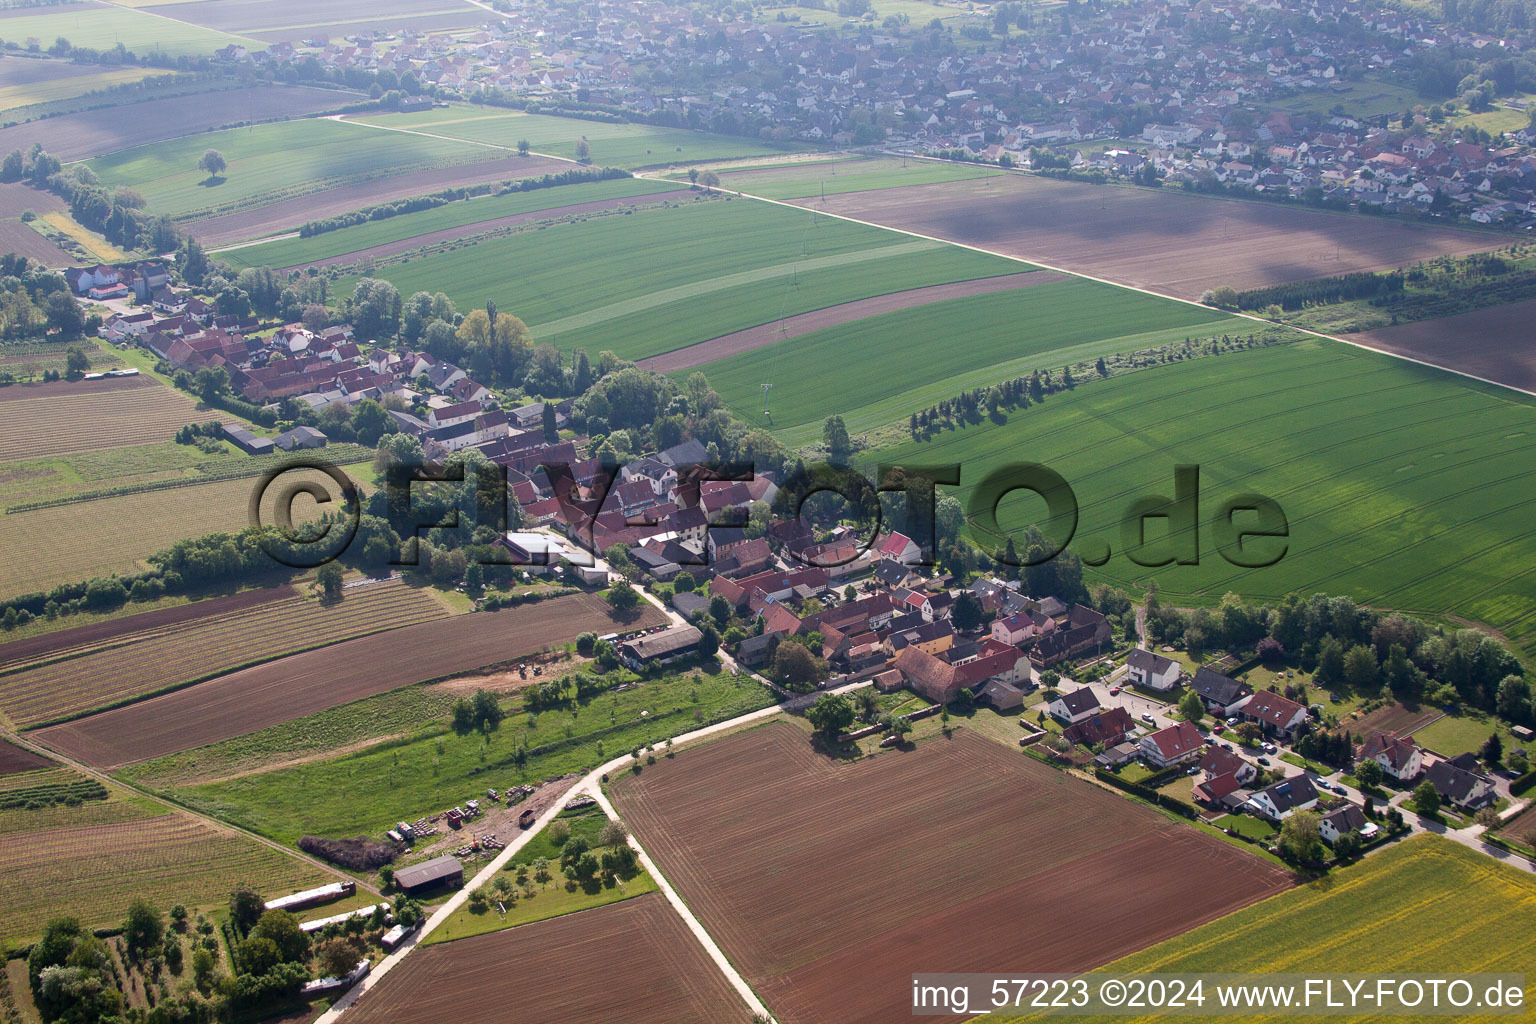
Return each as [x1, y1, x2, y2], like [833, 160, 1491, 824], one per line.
[871, 339, 1536, 660]
[35, 592, 667, 769]
[0, 4, 262, 59]
[160, 667, 772, 846]
[1501, 805, 1536, 848]
[710, 155, 1003, 200]
[0, 460, 372, 602]
[349, 106, 806, 169]
[87, 117, 509, 223]
[0, 59, 169, 116]
[698, 277, 1232, 445]
[1353, 298, 1536, 394]
[0, 799, 338, 946]
[797, 174, 1498, 299]
[1006, 837, 1536, 1024]
[0, 217, 71, 266]
[351, 196, 1027, 361]
[113, 0, 487, 42]
[610, 722, 1293, 1024]
[218, 176, 689, 270]
[1344, 702, 1445, 741]
[0, 737, 50, 775]
[345, 894, 746, 1024]
[0, 579, 450, 728]
[0, 375, 201, 462]
[0, 85, 354, 162]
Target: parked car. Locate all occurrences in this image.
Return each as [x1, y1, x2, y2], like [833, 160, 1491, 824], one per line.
[1263, 742, 1278, 754]
[1212, 724, 1226, 734]
[1109, 686, 1121, 695]
[1226, 716, 1240, 725]
[1256, 756, 1271, 766]
[1186, 765, 1200, 776]
[1141, 713, 1156, 724]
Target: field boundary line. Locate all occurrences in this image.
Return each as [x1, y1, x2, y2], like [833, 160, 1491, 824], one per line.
[330, 113, 577, 167]
[706, 183, 1536, 402]
[82, 0, 267, 50]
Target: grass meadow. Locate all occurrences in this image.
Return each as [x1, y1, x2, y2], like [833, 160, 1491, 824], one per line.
[0, 7, 259, 58]
[1003, 837, 1536, 1023]
[87, 117, 501, 220]
[707, 155, 1004, 200]
[161, 668, 776, 847]
[350, 106, 805, 168]
[218, 176, 690, 269]
[871, 339, 1536, 658]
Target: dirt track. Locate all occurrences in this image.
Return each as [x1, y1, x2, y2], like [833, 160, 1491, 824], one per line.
[277, 189, 683, 271]
[612, 722, 1294, 1024]
[33, 592, 665, 768]
[0, 585, 296, 669]
[342, 894, 745, 1024]
[799, 174, 1496, 300]
[638, 270, 1063, 372]
[187, 156, 576, 246]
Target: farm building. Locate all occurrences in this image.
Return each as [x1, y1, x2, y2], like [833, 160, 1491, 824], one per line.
[263, 880, 356, 912]
[394, 855, 464, 895]
[223, 424, 274, 455]
[496, 531, 606, 583]
[274, 426, 328, 451]
[1125, 648, 1181, 691]
[619, 625, 703, 669]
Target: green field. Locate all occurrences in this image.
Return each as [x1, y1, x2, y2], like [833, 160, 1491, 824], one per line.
[870, 339, 1536, 658]
[87, 117, 502, 220]
[219, 177, 690, 270]
[695, 278, 1232, 444]
[0, 6, 260, 58]
[349, 107, 806, 169]
[346, 198, 1022, 362]
[1005, 837, 1536, 1022]
[423, 809, 659, 945]
[708, 155, 1003, 200]
[161, 668, 776, 847]
[1413, 709, 1518, 758]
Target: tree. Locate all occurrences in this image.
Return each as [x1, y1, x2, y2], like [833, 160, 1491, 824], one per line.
[198, 148, 227, 179]
[542, 402, 558, 441]
[238, 935, 281, 977]
[951, 591, 984, 631]
[710, 594, 732, 627]
[822, 414, 852, 462]
[1481, 731, 1504, 767]
[351, 277, 402, 342]
[605, 581, 639, 613]
[769, 640, 825, 693]
[1279, 809, 1322, 862]
[456, 307, 532, 386]
[805, 693, 855, 736]
[1355, 757, 1383, 788]
[122, 899, 163, 960]
[1333, 830, 1361, 860]
[315, 937, 361, 980]
[250, 909, 308, 963]
[228, 883, 264, 931]
[64, 346, 89, 378]
[1412, 779, 1442, 817]
[44, 292, 83, 339]
[574, 138, 591, 161]
[1178, 690, 1205, 724]
[1343, 645, 1379, 690]
[598, 820, 629, 847]
[517, 138, 530, 155]
[316, 562, 344, 602]
[698, 624, 720, 658]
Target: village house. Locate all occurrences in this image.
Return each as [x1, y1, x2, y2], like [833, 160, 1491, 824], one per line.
[1048, 686, 1102, 724]
[1319, 804, 1374, 845]
[1246, 775, 1319, 822]
[1424, 754, 1495, 810]
[1190, 667, 1254, 717]
[1139, 720, 1203, 768]
[1242, 691, 1309, 740]
[1357, 732, 1424, 782]
[1125, 648, 1181, 691]
[1063, 706, 1135, 748]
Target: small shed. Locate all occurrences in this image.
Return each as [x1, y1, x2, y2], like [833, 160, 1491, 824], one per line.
[393, 855, 463, 895]
[274, 425, 328, 451]
[223, 423, 274, 456]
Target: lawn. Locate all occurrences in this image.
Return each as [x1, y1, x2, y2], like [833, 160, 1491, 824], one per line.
[218, 177, 689, 270]
[167, 668, 776, 846]
[87, 117, 503, 220]
[710, 155, 1003, 200]
[1413, 709, 1516, 758]
[347, 197, 1021, 361]
[349, 107, 806, 169]
[0, 7, 260, 58]
[1212, 812, 1276, 841]
[870, 340, 1536, 661]
[1002, 836, 1536, 1023]
[422, 809, 658, 945]
[695, 277, 1232, 444]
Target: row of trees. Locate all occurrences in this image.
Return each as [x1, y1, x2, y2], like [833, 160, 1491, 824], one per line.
[2, 144, 178, 252]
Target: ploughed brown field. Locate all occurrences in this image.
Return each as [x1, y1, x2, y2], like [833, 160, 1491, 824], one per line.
[34, 592, 665, 767]
[1351, 298, 1536, 393]
[638, 270, 1064, 372]
[191, 156, 576, 246]
[0, 182, 64, 219]
[344, 894, 744, 1023]
[612, 722, 1294, 1024]
[156, 0, 485, 43]
[0, 375, 201, 461]
[0, 586, 295, 668]
[792, 175, 1495, 300]
[0, 219, 71, 268]
[276, 189, 682, 271]
[0, 737, 50, 775]
[1345, 701, 1445, 739]
[0, 86, 353, 162]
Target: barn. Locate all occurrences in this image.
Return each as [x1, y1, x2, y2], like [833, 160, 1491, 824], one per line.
[393, 855, 463, 895]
